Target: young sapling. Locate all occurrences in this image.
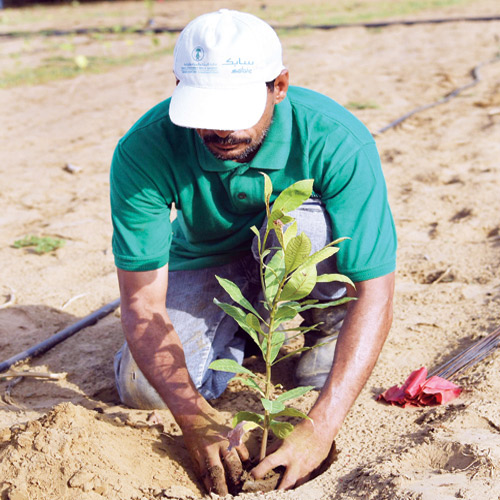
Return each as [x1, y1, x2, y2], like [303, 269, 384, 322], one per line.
[209, 173, 355, 463]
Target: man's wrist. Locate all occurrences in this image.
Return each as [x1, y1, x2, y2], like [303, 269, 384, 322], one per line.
[308, 397, 343, 439]
[167, 391, 214, 430]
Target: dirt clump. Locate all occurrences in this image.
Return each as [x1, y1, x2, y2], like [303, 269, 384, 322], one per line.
[0, 403, 202, 500]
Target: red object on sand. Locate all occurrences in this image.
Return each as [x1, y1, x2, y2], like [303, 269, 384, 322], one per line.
[377, 367, 462, 407]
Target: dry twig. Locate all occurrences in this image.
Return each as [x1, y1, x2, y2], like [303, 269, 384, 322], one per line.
[0, 370, 67, 380]
[1, 377, 24, 409]
[62, 293, 88, 310]
[431, 267, 452, 285]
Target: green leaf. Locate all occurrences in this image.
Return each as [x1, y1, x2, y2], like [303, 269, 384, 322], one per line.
[270, 420, 294, 439]
[232, 411, 265, 427]
[299, 246, 338, 270]
[282, 221, 297, 250]
[262, 329, 286, 363]
[268, 212, 294, 229]
[298, 299, 319, 306]
[272, 345, 318, 365]
[274, 336, 337, 363]
[272, 329, 286, 350]
[245, 313, 265, 347]
[245, 313, 263, 333]
[275, 386, 315, 402]
[271, 408, 312, 421]
[245, 313, 265, 350]
[272, 218, 285, 248]
[267, 210, 295, 229]
[261, 398, 286, 414]
[262, 172, 273, 207]
[280, 300, 303, 310]
[250, 225, 261, 252]
[316, 273, 355, 288]
[264, 249, 285, 301]
[274, 304, 300, 327]
[209, 359, 254, 376]
[213, 299, 260, 346]
[284, 232, 312, 273]
[280, 265, 317, 301]
[297, 296, 356, 313]
[280, 215, 294, 225]
[330, 236, 350, 246]
[271, 179, 314, 216]
[213, 299, 246, 323]
[234, 376, 264, 395]
[279, 323, 320, 335]
[261, 249, 271, 260]
[215, 276, 263, 320]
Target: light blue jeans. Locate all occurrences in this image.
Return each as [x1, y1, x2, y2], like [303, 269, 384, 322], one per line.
[114, 199, 347, 409]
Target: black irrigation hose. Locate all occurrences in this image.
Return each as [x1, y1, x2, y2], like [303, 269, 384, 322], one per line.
[1, 13, 499, 135]
[0, 298, 121, 373]
[372, 54, 500, 135]
[1, 14, 500, 38]
[0, 23, 182, 38]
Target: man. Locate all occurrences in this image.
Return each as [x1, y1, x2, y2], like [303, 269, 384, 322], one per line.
[110, 9, 396, 495]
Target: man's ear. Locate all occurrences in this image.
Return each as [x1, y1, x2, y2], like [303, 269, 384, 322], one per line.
[274, 69, 289, 104]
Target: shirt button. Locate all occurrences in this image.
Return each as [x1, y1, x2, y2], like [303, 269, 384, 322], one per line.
[237, 192, 247, 200]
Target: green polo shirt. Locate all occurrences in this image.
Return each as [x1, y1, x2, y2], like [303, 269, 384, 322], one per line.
[110, 86, 396, 282]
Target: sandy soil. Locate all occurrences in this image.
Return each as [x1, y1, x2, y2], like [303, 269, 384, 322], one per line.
[1, 1, 500, 499]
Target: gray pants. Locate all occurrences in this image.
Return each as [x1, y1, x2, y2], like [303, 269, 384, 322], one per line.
[114, 199, 347, 408]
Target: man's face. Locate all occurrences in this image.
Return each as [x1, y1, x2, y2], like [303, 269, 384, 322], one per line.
[196, 88, 275, 163]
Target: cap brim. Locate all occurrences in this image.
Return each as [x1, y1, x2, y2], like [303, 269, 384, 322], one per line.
[169, 81, 268, 131]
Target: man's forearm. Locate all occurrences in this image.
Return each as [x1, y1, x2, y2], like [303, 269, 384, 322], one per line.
[118, 266, 249, 496]
[117, 265, 212, 426]
[122, 306, 209, 423]
[309, 272, 395, 437]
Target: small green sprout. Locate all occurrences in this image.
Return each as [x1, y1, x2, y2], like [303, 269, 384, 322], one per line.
[209, 174, 355, 461]
[346, 101, 379, 110]
[13, 235, 65, 254]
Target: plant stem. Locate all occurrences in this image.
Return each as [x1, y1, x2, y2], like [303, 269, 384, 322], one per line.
[257, 217, 289, 462]
[259, 274, 287, 461]
[260, 369, 271, 462]
[259, 298, 276, 462]
[258, 226, 274, 462]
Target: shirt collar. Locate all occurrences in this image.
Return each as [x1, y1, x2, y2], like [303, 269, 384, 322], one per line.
[193, 95, 292, 173]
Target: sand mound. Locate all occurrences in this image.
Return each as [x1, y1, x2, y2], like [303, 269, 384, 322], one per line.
[0, 403, 202, 500]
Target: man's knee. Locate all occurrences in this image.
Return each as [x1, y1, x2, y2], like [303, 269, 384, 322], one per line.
[114, 343, 168, 410]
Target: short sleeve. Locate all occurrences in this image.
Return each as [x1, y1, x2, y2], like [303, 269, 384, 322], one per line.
[110, 143, 173, 271]
[321, 142, 397, 282]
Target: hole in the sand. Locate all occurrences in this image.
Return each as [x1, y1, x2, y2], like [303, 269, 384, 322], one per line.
[412, 441, 481, 473]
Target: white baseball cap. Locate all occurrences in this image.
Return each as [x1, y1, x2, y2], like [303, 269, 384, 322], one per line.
[169, 9, 284, 131]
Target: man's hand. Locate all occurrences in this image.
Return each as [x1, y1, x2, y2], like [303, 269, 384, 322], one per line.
[251, 418, 335, 490]
[180, 403, 249, 495]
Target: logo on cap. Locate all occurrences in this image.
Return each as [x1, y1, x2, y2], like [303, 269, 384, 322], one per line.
[192, 46, 205, 61]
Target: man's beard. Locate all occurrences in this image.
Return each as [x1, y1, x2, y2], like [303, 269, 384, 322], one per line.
[201, 125, 271, 162]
